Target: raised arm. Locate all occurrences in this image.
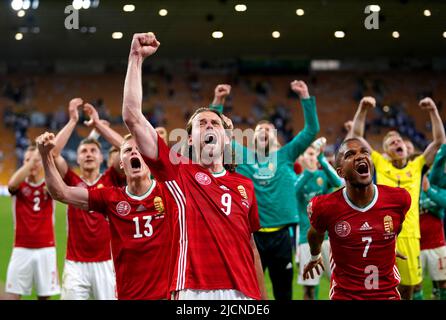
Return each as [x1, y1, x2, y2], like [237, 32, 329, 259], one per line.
[281, 80, 320, 161]
[420, 98, 446, 166]
[209, 84, 231, 114]
[122, 32, 160, 160]
[348, 97, 375, 151]
[428, 144, 446, 185]
[7, 149, 40, 194]
[37, 132, 89, 211]
[52, 98, 83, 177]
[83, 103, 124, 148]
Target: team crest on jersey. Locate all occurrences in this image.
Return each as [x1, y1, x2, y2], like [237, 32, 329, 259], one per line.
[268, 162, 275, 171]
[307, 201, 313, 218]
[317, 177, 324, 186]
[383, 215, 394, 234]
[335, 221, 351, 237]
[406, 171, 412, 178]
[22, 187, 31, 197]
[195, 172, 211, 185]
[154, 196, 165, 214]
[237, 185, 248, 199]
[116, 201, 131, 216]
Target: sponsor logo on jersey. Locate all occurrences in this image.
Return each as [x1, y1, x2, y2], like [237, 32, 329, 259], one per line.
[116, 201, 131, 216]
[360, 221, 372, 231]
[219, 185, 229, 191]
[136, 204, 147, 212]
[97, 184, 104, 189]
[237, 185, 248, 199]
[154, 196, 165, 214]
[384, 215, 394, 234]
[34, 190, 40, 196]
[317, 177, 324, 186]
[195, 172, 211, 185]
[242, 199, 250, 208]
[334, 221, 351, 237]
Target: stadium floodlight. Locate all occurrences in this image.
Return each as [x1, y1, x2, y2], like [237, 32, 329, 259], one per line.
[272, 31, 280, 38]
[159, 9, 168, 16]
[112, 32, 123, 39]
[368, 5, 380, 12]
[17, 10, 26, 17]
[31, 0, 38, 9]
[296, 9, 304, 16]
[334, 31, 345, 38]
[82, 0, 91, 9]
[91, 0, 99, 8]
[123, 4, 135, 12]
[235, 4, 247, 12]
[72, 0, 83, 10]
[443, 31, 446, 38]
[11, 0, 23, 11]
[15, 32, 23, 40]
[212, 31, 223, 39]
[424, 9, 431, 17]
[22, 0, 30, 10]
[392, 31, 400, 39]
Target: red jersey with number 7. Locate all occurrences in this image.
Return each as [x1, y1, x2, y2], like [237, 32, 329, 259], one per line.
[143, 136, 261, 300]
[308, 184, 411, 300]
[10, 179, 56, 248]
[88, 180, 172, 300]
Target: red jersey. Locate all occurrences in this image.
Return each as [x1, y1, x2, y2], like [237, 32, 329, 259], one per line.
[309, 184, 411, 300]
[420, 211, 446, 250]
[64, 167, 125, 262]
[143, 137, 261, 300]
[10, 179, 55, 248]
[88, 181, 172, 300]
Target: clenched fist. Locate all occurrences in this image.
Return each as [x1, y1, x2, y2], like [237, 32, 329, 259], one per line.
[359, 96, 376, 110]
[419, 97, 437, 112]
[68, 98, 83, 122]
[130, 32, 161, 59]
[290, 80, 310, 99]
[36, 132, 56, 156]
[215, 84, 231, 99]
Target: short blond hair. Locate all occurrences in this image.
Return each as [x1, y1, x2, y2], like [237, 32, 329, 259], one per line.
[382, 131, 401, 152]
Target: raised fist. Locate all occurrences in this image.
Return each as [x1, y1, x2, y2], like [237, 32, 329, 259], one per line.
[290, 80, 310, 99]
[215, 84, 231, 99]
[36, 132, 56, 155]
[68, 98, 83, 122]
[419, 97, 437, 112]
[359, 97, 376, 110]
[130, 32, 160, 59]
[83, 103, 100, 127]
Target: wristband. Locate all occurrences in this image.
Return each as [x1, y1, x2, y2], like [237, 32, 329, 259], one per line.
[310, 253, 321, 262]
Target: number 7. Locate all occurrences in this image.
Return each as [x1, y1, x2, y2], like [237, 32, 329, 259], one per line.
[362, 236, 372, 258]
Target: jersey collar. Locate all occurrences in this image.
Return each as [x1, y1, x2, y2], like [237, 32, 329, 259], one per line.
[25, 178, 45, 187]
[342, 184, 379, 212]
[125, 180, 157, 201]
[211, 169, 227, 178]
[80, 174, 102, 187]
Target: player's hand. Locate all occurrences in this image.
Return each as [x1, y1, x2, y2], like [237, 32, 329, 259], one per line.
[422, 175, 430, 193]
[36, 132, 56, 155]
[303, 256, 325, 280]
[215, 84, 231, 99]
[419, 97, 437, 112]
[130, 32, 160, 59]
[221, 114, 234, 130]
[344, 120, 353, 132]
[83, 103, 100, 127]
[359, 96, 376, 111]
[68, 98, 83, 122]
[312, 137, 327, 154]
[290, 80, 310, 99]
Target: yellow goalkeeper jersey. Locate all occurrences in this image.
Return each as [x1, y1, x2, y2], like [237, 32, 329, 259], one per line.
[371, 151, 425, 238]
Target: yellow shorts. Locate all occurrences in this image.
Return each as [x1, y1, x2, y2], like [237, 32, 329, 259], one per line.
[396, 237, 422, 286]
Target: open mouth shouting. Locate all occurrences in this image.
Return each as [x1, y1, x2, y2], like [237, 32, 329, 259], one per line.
[354, 161, 370, 178]
[130, 157, 142, 171]
[395, 146, 404, 157]
[204, 132, 217, 145]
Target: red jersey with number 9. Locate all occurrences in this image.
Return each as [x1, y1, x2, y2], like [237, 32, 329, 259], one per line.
[143, 136, 261, 300]
[308, 184, 411, 300]
[88, 181, 172, 300]
[10, 179, 55, 248]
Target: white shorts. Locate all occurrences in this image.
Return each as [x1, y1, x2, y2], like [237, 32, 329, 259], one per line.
[298, 240, 331, 286]
[174, 289, 254, 300]
[5, 247, 60, 297]
[61, 259, 116, 300]
[421, 246, 446, 281]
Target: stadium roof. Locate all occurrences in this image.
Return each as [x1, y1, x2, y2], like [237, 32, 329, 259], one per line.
[1, 0, 446, 63]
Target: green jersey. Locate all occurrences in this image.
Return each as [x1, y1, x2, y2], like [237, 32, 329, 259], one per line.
[211, 97, 320, 227]
[295, 154, 343, 244]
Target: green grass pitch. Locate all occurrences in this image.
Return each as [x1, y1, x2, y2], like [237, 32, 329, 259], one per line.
[0, 196, 434, 300]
